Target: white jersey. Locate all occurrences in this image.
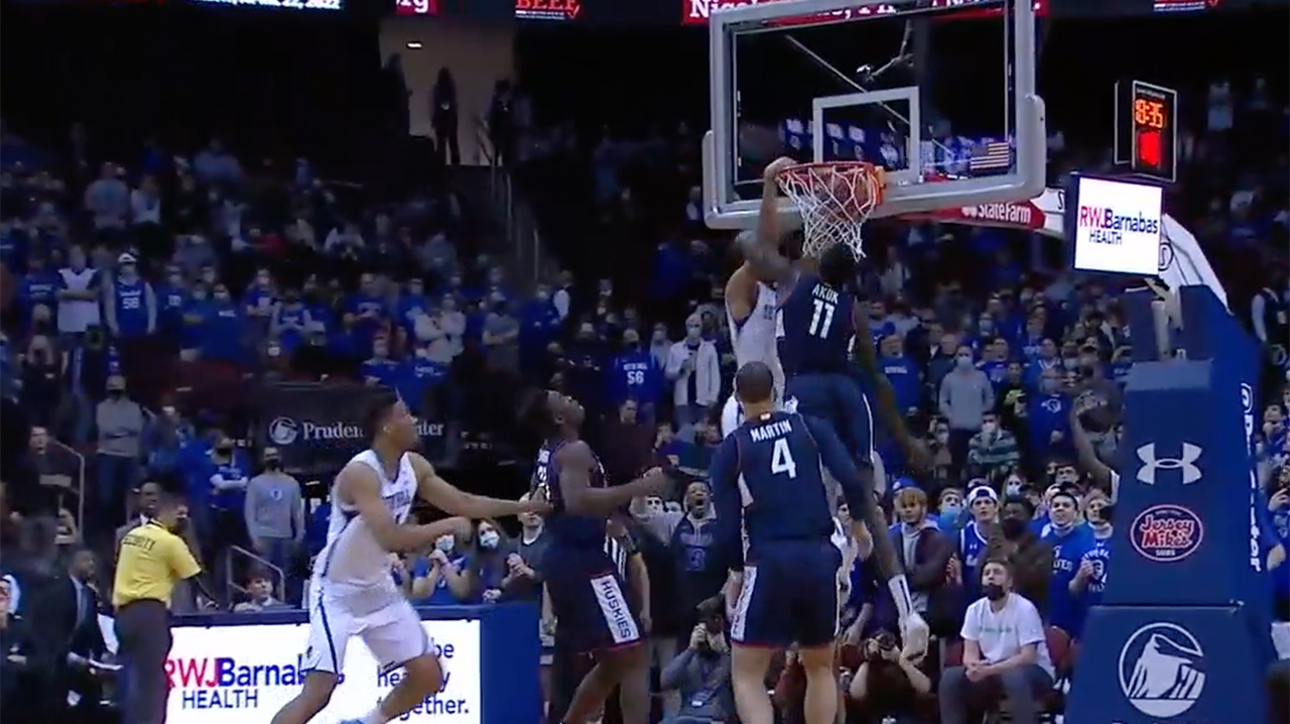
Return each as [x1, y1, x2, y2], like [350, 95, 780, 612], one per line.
[726, 282, 784, 396]
[722, 282, 785, 440]
[312, 449, 417, 591]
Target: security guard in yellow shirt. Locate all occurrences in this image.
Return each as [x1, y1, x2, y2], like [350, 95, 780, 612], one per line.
[112, 491, 216, 724]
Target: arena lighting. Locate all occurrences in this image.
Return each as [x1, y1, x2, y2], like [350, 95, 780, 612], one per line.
[406, 41, 424, 48]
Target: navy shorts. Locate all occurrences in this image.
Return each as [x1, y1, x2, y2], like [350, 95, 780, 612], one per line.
[546, 549, 643, 655]
[785, 372, 874, 465]
[730, 539, 842, 649]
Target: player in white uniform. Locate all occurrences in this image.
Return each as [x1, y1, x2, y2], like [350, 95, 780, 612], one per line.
[721, 243, 785, 439]
[271, 390, 549, 724]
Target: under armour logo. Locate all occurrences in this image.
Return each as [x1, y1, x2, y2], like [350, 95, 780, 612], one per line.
[1136, 443, 1203, 485]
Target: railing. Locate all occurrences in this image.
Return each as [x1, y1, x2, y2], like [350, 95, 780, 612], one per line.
[475, 112, 536, 282]
[45, 437, 86, 538]
[226, 544, 286, 603]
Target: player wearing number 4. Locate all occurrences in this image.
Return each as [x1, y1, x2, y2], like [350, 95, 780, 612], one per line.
[738, 157, 931, 653]
[709, 361, 902, 724]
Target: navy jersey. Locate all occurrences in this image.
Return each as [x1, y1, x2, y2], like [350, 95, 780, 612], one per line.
[114, 279, 150, 337]
[710, 410, 869, 568]
[537, 440, 609, 549]
[777, 272, 857, 377]
[958, 521, 991, 597]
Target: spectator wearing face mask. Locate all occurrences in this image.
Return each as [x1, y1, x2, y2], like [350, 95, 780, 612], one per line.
[243, 447, 303, 598]
[939, 345, 994, 470]
[411, 528, 475, 605]
[519, 286, 562, 372]
[1027, 368, 1072, 463]
[986, 496, 1052, 614]
[967, 411, 1020, 480]
[95, 375, 145, 531]
[611, 329, 663, 413]
[200, 283, 249, 365]
[666, 315, 720, 431]
[187, 432, 251, 588]
[939, 558, 1055, 724]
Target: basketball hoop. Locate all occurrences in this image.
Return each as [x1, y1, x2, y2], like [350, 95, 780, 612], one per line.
[776, 161, 886, 259]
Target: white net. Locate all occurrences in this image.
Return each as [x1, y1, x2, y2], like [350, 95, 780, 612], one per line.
[776, 162, 884, 259]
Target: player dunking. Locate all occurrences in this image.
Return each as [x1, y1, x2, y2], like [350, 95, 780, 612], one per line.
[739, 157, 931, 653]
[270, 390, 549, 724]
[720, 237, 784, 438]
[519, 389, 678, 724]
[711, 361, 879, 724]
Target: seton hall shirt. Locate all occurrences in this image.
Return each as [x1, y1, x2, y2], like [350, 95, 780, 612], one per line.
[108, 277, 154, 338]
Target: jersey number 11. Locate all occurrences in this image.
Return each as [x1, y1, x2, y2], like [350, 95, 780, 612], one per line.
[809, 300, 836, 338]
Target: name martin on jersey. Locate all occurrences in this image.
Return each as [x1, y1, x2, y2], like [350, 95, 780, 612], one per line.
[749, 418, 794, 442]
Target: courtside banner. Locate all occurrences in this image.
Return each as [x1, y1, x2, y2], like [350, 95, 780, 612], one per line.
[166, 620, 481, 723]
[259, 383, 448, 478]
[167, 604, 540, 724]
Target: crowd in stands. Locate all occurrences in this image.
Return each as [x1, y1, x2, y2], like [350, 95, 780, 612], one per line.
[0, 11, 1288, 724]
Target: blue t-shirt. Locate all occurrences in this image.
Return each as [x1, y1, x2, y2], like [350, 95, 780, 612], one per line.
[411, 554, 474, 605]
[1041, 523, 1096, 635]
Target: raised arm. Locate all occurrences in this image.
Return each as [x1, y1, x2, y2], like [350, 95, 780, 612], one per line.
[341, 459, 473, 552]
[555, 441, 672, 517]
[411, 452, 548, 520]
[1068, 406, 1116, 496]
[736, 157, 799, 288]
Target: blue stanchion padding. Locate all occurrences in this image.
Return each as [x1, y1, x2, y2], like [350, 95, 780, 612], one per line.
[1070, 286, 1273, 724]
[1065, 605, 1266, 724]
[172, 602, 541, 724]
[1108, 358, 1259, 606]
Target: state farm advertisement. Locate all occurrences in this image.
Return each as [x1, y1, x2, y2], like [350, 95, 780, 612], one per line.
[682, 0, 1046, 25]
[165, 619, 481, 723]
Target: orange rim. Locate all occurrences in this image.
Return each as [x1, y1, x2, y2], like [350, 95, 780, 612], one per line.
[775, 161, 887, 207]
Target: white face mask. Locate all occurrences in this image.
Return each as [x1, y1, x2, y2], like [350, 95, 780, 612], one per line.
[435, 535, 454, 553]
[479, 530, 500, 549]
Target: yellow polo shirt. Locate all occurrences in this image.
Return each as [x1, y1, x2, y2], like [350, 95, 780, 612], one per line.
[112, 521, 202, 608]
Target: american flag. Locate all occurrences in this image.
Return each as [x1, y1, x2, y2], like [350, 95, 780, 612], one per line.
[969, 141, 1013, 173]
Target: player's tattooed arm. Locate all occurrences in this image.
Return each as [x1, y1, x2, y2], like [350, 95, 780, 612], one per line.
[849, 311, 931, 470]
[556, 441, 673, 516]
[411, 453, 550, 520]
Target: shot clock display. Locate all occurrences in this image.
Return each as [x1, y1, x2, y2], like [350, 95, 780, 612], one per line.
[1114, 80, 1178, 182]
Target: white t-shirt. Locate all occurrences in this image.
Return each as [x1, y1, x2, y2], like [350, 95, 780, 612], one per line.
[960, 592, 1055, 680]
